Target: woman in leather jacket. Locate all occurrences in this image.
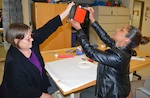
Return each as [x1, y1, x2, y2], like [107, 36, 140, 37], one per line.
[69, 7, 149, 98]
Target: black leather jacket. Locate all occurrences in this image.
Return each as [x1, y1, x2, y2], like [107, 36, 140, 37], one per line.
[76, 21, 132, 98]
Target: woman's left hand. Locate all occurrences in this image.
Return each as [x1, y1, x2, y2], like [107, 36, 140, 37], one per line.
[84, 7, 95, 23]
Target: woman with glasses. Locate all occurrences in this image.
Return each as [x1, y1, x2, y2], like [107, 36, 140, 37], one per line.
[0, 2, 74, 98]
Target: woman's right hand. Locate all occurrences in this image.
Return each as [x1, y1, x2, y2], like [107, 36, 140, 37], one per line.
[69, 19, 81, 30]
[60, 2, 75, 21]
[40, 92, 53, 98]
[65, 2, 75, 14]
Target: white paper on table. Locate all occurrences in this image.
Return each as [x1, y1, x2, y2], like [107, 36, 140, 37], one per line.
[131, 56, 145, 61]
[45, 55, 97, 92]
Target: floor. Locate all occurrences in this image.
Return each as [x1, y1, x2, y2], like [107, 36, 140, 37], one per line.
[0, 45, 150, 83]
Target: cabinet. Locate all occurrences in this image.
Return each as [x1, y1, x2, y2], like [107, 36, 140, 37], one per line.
[89, 6, 130, 45]
[32, 3, 71, 51]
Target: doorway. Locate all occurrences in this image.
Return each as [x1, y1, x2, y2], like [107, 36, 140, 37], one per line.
[132, 0, 144, 31]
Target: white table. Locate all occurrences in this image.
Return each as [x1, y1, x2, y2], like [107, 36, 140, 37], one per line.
[45, 55, 97, 98]
[42, 47, 150, 98]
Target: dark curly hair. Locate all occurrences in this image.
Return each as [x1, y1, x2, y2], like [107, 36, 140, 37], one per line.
[126, 26, 149, 48]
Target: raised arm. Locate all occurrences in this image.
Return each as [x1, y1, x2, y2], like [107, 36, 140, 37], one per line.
[86, 7, 115, 48]
[60, 2, 75, 21]
[32, 2, 75, 44]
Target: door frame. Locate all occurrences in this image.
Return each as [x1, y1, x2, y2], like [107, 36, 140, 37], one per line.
[132, 0, 145, 31]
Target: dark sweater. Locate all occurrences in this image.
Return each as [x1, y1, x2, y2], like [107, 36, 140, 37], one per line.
[0, 15, 62, 98]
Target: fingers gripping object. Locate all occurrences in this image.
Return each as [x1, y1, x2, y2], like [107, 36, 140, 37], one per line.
[68, 4, 87, 23]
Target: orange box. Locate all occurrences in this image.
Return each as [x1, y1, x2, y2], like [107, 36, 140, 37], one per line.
[74, 6, 87, 23]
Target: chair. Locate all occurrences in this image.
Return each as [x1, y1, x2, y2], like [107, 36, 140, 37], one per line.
[131, 50, 142, 80]
[136, 76, 150, 98]
[131, 76, 150, 98]
[133, 71, 142, 80]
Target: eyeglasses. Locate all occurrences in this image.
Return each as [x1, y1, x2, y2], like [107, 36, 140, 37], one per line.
[22, 33, 34, 41]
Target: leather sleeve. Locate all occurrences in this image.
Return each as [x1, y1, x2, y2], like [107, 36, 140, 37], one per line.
[91, 21, 115, 48]
[76, 29, 122, 68]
